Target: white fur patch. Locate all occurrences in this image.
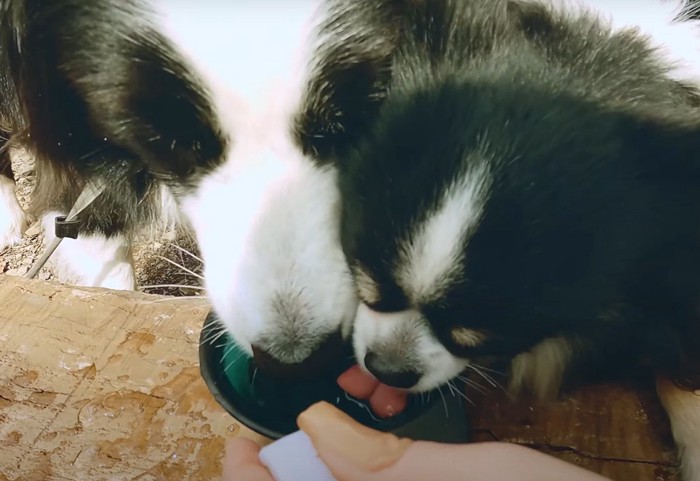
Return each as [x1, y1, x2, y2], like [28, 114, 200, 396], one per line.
[154, 0, 322, 122]
[0, 176, 26, 252]
[508, 337, 573, 400]
[171, 1, 358, 362]
[353, 303, 470, 392]
[41, 212, 135, 291]
[182, 142, 358, 361]
[656, 376, 700, 481]
[395, 163, 490, 305]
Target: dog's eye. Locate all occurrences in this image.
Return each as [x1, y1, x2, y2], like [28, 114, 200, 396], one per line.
[361, 299, 384, 312]
[352, 264, 410, 312]
[361, 297, 410, 313]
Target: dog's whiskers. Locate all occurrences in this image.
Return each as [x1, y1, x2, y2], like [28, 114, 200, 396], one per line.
[200, 323, 222, 337]
[471, 364, 504, 376]
[447, 380, 475, 406]
[203, 329, 228, 346]
[140, 284, 207, 291]
[456, 375, 489, 395]
[220, 342, 238, 365]
[469, 364, 505, 392]
[200, 324, 227, 346]
[154, 254, 204, 280]
[437, 386, 449, 418]
[203, 317, 228, 344]
[223, 351, 247, 373]
[142, 295, 208, 305]
[169, 242, 204, 264]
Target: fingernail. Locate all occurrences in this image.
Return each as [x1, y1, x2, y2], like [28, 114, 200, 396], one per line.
[297, 401, 413, 472]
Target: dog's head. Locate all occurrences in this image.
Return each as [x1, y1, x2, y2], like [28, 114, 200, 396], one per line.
[338, 1, 700, 393]
[154, 0, 398, 376]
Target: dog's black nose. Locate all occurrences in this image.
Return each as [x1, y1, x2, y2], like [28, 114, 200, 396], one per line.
[364, 352, 420, 389]
[251, 331, 345, 380]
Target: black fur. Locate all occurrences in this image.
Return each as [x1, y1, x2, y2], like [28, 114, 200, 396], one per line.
[337, 0, 700, 390]
[293, 0, 400, 163]
[0, 0, 226, 237]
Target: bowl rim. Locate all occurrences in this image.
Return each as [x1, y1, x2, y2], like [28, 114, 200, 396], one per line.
[199, 335, 283, 439]
[198, 312, 471, 442]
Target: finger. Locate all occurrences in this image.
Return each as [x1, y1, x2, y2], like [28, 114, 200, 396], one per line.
[383, 441, 613, 481]
[298, 402, 412, 476]
[222, 437, 275, 481]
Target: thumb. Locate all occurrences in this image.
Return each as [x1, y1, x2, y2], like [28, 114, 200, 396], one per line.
[297, 402, 413, 481]
[221, 437, 275, 481]
[296, 402, 613, 481]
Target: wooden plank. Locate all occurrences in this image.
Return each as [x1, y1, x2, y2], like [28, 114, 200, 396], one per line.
[467, 378, 681, 480]
[0, 275, 268, 481]
[0, 275, 683, 480]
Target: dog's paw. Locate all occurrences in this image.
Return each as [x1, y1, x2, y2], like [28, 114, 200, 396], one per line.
[0, 177, 27, 252]
[52, 238, 136, 291]
[41, 212, 136, 290]
[656, 376, 700, 481]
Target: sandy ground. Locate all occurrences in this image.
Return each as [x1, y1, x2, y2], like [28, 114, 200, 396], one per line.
[0, 149, 203, 297]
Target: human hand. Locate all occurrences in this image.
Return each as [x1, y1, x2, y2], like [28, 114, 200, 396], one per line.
[221, 401, 612, 481]
[222, 436, 277, 481]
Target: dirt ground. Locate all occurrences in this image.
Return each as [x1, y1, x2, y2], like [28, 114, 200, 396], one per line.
[0, 149, 203, 297]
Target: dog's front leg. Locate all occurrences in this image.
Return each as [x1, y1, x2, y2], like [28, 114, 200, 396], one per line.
[657, 374, 700, 481]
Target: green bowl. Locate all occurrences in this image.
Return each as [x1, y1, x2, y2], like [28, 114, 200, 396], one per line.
[199, 311, 470, 442]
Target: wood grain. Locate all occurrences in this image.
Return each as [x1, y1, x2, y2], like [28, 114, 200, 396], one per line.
[467, 378, 681, 480]
[0, 275, 268, 481]
[0, 275, 683, 480]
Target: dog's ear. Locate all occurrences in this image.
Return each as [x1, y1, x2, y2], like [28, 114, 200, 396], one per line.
[6, 0, 225, 182]
[293, 0, 516, 163]
[293, 46, 394, 162]
[293, 1, 400, 162]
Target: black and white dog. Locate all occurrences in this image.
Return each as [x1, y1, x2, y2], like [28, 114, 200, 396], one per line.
[0, 0, 373, 371]
[334, 0, 700, 478]
[2, 0, 700, 478]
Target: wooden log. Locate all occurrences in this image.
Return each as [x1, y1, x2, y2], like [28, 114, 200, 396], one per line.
[0, 275, 268, 481]
[467, 378, 681, 480]
[0, 275, 684, 480]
